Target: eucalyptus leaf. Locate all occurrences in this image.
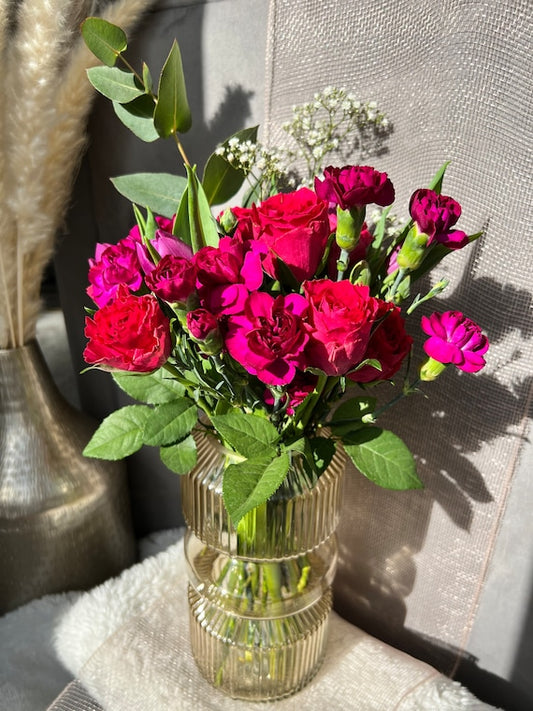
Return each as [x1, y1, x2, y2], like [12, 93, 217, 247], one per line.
[143, 400, 198, 446]
[111, 173, 186, 217]
[210, 412, 279, 459]
[222, 452, 290, 524]
[160, 434, 197, 473]
[202, 126, 258, 205]
[113, 96, 158, 142]
[112, 368, 185, 404]
[83, 405, 152, 459]
[153, 40, 192, 137]
[81, 17, 127, 67]
[344, 427, 423, 490]
[87, 66, 144, 103]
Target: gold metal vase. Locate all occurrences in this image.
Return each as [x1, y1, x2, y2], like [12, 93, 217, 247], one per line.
[0, 340, 136, 614]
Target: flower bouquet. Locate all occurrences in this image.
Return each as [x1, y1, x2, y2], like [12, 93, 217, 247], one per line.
[80, 18, 489, 700]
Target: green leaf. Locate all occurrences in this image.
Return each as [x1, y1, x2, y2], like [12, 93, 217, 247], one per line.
[143, 400, 198, 446]
[344, 427, 423, 490]
[112, 368, 185, 404]
[329, 397, 377, 437]
[83, 405, 152, 459]
[202, 126, 258, 205]
[185, 164, 220, 250]
[160, 434, 197, 473]
[153, 39, 192, 137]
[142, 62, 153, 93]
[210, 412, 279, 459]
[308, 436, 336, 475]
[428, 161, 450, 194]
[113, 95, 158, 142]
[87, 66, 144, 103]
[81, 17, 127, 67]
[223, 452, 290, 524]
[111, 172, 186, 217]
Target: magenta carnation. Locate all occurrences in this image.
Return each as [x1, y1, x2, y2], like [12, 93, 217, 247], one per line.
[421, 310, 489, 373]
[314, 165, 395, 210]
[87, 237, 143, 307]
[409, 189, 468, 249]
[225, 292, 309, 386]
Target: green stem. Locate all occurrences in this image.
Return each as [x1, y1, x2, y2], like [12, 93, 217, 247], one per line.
[373, 378, 422, 420]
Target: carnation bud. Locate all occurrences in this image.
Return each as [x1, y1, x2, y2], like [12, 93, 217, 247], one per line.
[396, 225, 429, 271]
[219, 207, 237, 234]
[186, 309, 222, 355]
[419, 356, 447, 382]
[335, 206, 365, 252]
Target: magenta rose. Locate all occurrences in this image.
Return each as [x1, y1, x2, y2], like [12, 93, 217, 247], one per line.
[87, 237, 143, 308]
[314, 165, 395, 210]
[303, 279, 379, 376]
[421, 310, 489, 373]
[409, 189, 468, 249]
[349, 301, 412, 383]
[225, 292, 309, 386]
[84, 285, 171, 373]
[232, 188, 331, 282]
[193, 236, 263, 315]
[144, 254, 196, 303]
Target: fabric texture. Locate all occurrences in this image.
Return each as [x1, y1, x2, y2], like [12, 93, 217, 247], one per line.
[44, 530, 498, 710]
[263, 0, 532, 694]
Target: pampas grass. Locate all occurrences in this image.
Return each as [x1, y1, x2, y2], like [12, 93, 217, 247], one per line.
[0, 0, 157, 349]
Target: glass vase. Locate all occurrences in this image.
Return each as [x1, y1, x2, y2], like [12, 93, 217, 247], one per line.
[181, 433, 345, 701]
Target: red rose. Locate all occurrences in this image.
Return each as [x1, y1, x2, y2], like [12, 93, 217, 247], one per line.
[349, 301, 412, 383]
[303, 280, 379, 376]
[232, 188, 331, 281]
[84, 285, 171, 373]
[314, 165, 395, 210]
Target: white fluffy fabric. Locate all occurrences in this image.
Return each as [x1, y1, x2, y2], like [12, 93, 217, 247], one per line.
[0, 530, 500, 710]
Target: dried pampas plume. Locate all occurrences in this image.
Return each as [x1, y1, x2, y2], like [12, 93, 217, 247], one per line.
[0, 0, 157, 348]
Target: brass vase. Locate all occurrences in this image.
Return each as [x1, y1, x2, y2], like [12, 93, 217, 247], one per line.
[0, 340, 136, 614]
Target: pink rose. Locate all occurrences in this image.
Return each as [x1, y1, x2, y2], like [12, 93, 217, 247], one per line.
[409, 189, 468, 249]
[193, 236, 263, 315]
[421, 310, 489, 373]
[225, 292, 309, 386]
[349, 301, 412, 383]
[87, 237, 143, 307]
[314, 165, 395, 210]
[232, 188, 331, 281]
[303, 280, 379, 376]
[84, 285, 171, 373]
[144, 254, 196, 303]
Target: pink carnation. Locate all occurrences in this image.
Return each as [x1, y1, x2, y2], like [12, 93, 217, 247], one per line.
[225, 292, 309, 386]
[144, 254, 196, 303]
[409, 189, 468, 249]
[421, 310, 489, 373]
[87, 237, 143, 307]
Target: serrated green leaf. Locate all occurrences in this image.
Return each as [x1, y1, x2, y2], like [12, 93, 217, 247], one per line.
[210, 412, 279, 459]
[113, 95, 158, 142]
[87, 66, 144, 103]
[81, 17, 127, 67]
[111, 173, 186, 217]
[202, 126, 258, 205]
[185, 164, 219, 251]
[329, 397, 377, 436]
[112, 368, 185, 404]
[153, 39, 191, 137]
[83, 405, 152, 459]
[308, 437, 336, 475]
[160, 434, 197, 473]
[223, 452, 290, 524]
[344, 428, 422, 490]
[143, 400, 198, 446]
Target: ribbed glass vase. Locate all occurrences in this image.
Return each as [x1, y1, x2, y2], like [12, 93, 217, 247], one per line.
[181, 433, 345, 701]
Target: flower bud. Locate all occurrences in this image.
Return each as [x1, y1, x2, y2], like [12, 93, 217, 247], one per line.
[419, 356, 447, 381]
[186, 308, 222, 355]
[396, 226, 429, 271]
[335, 206, 365, 251]
[218, 207, 237, 234]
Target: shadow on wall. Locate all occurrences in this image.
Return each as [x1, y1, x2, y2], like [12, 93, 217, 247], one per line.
[334, 244, 533, 711]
